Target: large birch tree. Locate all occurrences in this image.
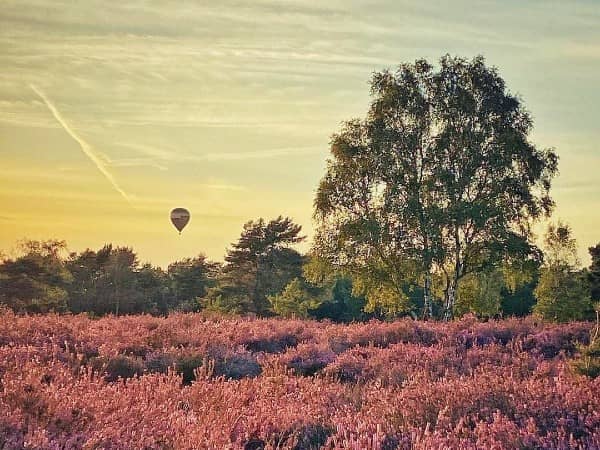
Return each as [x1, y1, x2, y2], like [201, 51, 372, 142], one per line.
[313, 55, 558, 320]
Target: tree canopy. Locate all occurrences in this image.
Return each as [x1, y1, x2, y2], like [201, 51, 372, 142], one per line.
[204, 216, 305, 315]
[313, 55, 558, 320]
[534, 223, 592, 322]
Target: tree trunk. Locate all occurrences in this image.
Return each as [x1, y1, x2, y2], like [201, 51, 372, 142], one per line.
[443, 280, 456, 321]
[422, 271, 433, 320]
[444, 225, 461, 321]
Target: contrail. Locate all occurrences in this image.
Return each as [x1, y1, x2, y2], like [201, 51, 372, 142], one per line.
[30, 84, 132, 204]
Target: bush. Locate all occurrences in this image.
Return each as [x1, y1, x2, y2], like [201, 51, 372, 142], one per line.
[521, 324, 590, 359]
[291, 423, 332, 450]
[0, 420, 25, 450]
[2, 312, 600, 448]
[175, 354, 204, 385]
[91, 355, 145, 382]
[572, 307, 600, 378]
[572, 358, 600, 378]
[243, 333, 299, 354]
[281, 344, 336, 376]
[145, 352, 176, 374]
[214, 352, 262, 380]
[243, 436, 265, 450]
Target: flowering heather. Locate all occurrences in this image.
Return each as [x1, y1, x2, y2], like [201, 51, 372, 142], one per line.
[1, 310, 599, 449]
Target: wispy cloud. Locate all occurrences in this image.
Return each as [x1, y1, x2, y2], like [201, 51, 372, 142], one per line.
[199, 146, 323, 161]
[106, 158, 168, 171]
[199, 183, 247, 191]
[117, 141, 323, 163]
[29, 84, 132, 204]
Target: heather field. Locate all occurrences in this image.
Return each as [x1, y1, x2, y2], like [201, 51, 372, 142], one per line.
[1, 311, 599, 450]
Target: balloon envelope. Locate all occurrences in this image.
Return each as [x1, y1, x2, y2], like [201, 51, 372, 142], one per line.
[170, 208, 190, 233]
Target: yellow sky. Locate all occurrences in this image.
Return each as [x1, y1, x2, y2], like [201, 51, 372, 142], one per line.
[1, 1, 599, 267]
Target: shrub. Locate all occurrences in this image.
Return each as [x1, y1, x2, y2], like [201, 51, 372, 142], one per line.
[175, 354, 204, 385]
[243, 333, 299, 354]
[281, 344, 336, 376]
[0, 420, 25, 450]
[521, 325, 590, 359]
[2, 312, 600, 448]
[572, 306, 600, 378]
[95, 355, 145, 382]
[214, 352, 262, 380]
[243, 436, 265, 450]
[291, 423, 332, 450]
[145, 352, 177, 374]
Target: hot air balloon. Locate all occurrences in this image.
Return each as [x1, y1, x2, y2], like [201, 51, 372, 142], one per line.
[170, 208, 190, 234]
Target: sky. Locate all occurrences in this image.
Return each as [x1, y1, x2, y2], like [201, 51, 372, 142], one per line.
[1, 0, 599, 267]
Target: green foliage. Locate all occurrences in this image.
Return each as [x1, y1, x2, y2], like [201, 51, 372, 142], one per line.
[456, 270, 503, 318]
[175, 355, 204, 385]
[206, 216, 305, 316]
[65, 245, 144, 315]
[498, 258, 540, 317]
[542, 222, 579, 268]
[534, 268, 591, 322]
[303, 256, 369, 322]
[500, 280, 537, 317]
[0, 239, 71, 313]
[167, 255, 219, 312]
[137, 263, 170, 314]
[91, 355, 145, 382]
[268, 278, 322, 318]
[203, 290, 254, 316]
[313, 55, 557, 320]
[588, 244, 600, 302]
[501, 258, 538, 293]
[350, 258, 419, 318]
[572, 304, 600, 378]
[311, 278, 368, 323]
[67, 246, 219, 316]
[1, 239, 221, 317]
[533, 223, 593, 322]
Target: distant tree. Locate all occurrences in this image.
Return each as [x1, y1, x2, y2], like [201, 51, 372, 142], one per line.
[137, 263, 170, 314]
[588, 244, 600, 302]
[310, 278, 369, 322]
[500, 279, 538, 317]
[534, 223, 592, 322]
[106, 247, 140, 315]
[454, 261, 538, 319]
[456, 269, 504, 318]
[498, 258, 540, 317]
[205, 216, 305, 315]
[313, 55, 558, 320]
[167, 255, 219, 312]
[66, 245, 143, 315]
[268, 278, 322, 318]
[0, 239, 72, 313]
[66, 246, 111, 314]
[303, 254, 370, 322]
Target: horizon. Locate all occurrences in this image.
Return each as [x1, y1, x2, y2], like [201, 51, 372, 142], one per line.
[1, 1, 599, 267]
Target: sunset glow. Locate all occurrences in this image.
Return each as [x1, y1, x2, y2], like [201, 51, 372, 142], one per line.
[1, 1, 599, 266]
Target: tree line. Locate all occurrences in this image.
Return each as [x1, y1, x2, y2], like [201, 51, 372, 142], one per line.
[1, 55, 597, 322]
[0, 218, 597, 322]
[0, 218, 364, 320]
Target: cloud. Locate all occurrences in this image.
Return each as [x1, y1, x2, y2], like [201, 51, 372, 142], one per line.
[199, 145, 323, 161]
[29, 84, 132, 204]
[561, 43, 600, 60]
[115, 141, 323, 163]
[109, 159, 168, 171]
[199, 183, 247, 191]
